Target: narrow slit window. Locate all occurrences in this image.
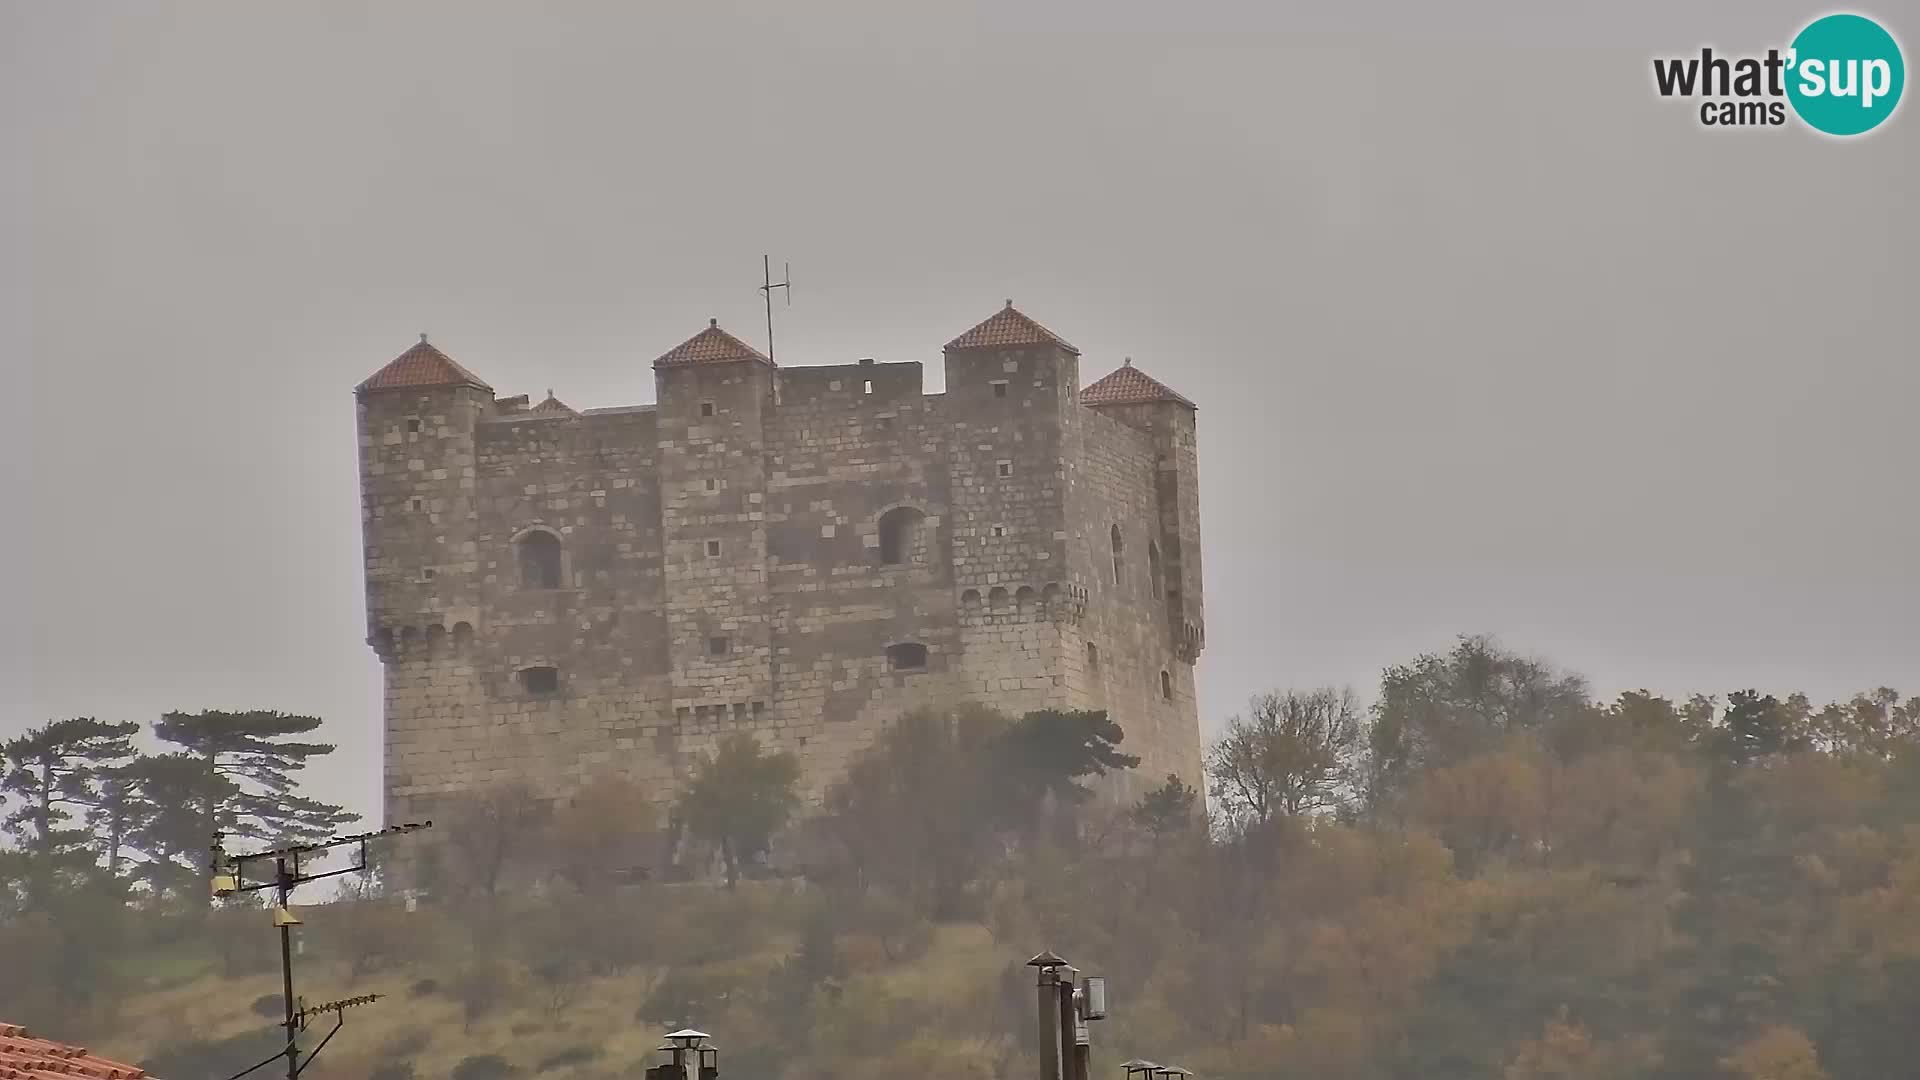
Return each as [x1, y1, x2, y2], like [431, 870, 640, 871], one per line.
[1161, 670, 1174, 701]
[705, 478, 718, 493]
[1086, 642, 1100, 671]
[862, 379, 874, 395]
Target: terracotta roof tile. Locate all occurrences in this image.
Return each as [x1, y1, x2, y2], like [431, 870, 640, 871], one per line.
[945, 301, 1079, 355]
[357, 335, 493, 393]
[1080, 359, 1194, 409]
[653, 320, 771, 369]
[0, 1026, 150, 1080]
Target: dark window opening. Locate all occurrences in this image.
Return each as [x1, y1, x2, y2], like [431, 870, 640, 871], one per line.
[1148, 541, 1163, 600]
[1087, 642, 1100, 671]
[997, 460, 1013, 478]
[887, 643, 928, 671]
[409, 497, 424, 512]
[407, 418, 421, 433]
[708, 636, 730, 658]
[1161, 670, 1174, 701]
[700, 401, 715, 417]
[991, 524, 1006, 537]
[519, 530, 563, 589]
[421, 567, 436, 581]
[877, 506, 926, 566]
[1110, 525, 1125, 585]
[704, 477, 718, 492]
[991, 381, 1008, 398]
[706, 539, 722, 557]
[521, 666, 560, 696]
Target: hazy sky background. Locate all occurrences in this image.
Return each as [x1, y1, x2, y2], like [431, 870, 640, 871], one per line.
[4, 1, 1914, 825]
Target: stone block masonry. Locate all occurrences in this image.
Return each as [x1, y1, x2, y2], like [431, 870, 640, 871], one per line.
[356, 304, 1207, 828]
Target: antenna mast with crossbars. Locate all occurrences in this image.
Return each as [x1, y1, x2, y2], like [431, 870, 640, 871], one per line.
[759, 256, 791, 364]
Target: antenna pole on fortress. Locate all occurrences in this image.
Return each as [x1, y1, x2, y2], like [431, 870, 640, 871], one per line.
[759, 255, 791, 363]
[209, 822, 433, 1080]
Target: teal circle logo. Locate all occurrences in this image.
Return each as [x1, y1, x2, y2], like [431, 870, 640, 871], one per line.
[1786, 13, 1905, 135]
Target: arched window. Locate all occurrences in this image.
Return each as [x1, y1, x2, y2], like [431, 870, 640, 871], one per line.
[988, 586, 1010, 612]
[960, 588, 982, 612]
[886, 643, 928, 671]
[1148, 542, 1163, 600]
[1015, 586, 1036, 615]
[426, 624, 447, 654]
[877, 506, 927, 566]
[1110, 525, 1124, 585]
[452, 622, 474, 649]
[519, 529, 563, 589]
[1161, 670, 1174, 701]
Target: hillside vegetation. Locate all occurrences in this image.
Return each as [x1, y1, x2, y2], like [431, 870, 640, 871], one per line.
[9, 635, 1920, 1080]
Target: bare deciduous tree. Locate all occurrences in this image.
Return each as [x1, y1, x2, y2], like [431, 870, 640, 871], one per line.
[1206, 688, 1365, 830]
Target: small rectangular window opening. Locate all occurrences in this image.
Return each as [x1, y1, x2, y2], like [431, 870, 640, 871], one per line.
[704, 478, 718, 492]
[996, 460, 1013, 478]
[862, 379, 874, 395]
[708, 636, 730, 658]
[407, 418, 421, 433]
[991, 381, 1008, 398]
[521, 667, 560, 696]
[706, 539, 722, 557]
[409, 497, 424, 512]
[700, 401, 715, 417]
[887, 643, 929, 671]
[421, 567, 436, 581]
[990, 525, 1006, 538]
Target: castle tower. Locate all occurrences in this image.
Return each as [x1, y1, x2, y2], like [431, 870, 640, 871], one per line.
[941, 303, 1084, 719]
[355, 336, 495, 826]
[652, 320, 778, 730]
[1073, 359, 1206, 797]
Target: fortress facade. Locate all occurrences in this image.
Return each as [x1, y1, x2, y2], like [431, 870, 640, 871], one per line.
[357, 302, 1206, 826]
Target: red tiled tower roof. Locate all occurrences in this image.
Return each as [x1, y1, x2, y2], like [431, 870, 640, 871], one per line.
[0, 1023, 154, 1080]
[945, 301, 1080, 356]
[653, 319, 772, 369]
[530, 391, 577, 416]
[357, 335, 493, 393]
[1080, 358, 1195, 409]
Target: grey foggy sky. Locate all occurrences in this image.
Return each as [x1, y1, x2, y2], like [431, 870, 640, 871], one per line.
[4, 1, 1914, 825]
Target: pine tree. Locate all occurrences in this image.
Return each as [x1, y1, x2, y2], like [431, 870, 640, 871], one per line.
[153, 710, 356, 894]
[0, 717, 140, 904]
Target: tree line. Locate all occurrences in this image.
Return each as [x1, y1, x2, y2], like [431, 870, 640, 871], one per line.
[8, 635, 1920, 1080]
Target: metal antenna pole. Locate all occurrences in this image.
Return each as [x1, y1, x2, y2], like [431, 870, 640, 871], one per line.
[210, 823, 432, 1080]
[759, 256, 791, 364]
[277, 856, 297, 1080]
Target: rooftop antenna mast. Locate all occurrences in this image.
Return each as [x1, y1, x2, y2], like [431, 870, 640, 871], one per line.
[759, 255, 791, 364]
[209, 822, 433, 1080]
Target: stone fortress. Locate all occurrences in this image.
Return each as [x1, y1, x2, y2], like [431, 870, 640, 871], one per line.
[357, 302, 1206, 828]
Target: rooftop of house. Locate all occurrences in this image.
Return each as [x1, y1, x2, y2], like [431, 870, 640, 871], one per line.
[0, 1023, 153, 1080]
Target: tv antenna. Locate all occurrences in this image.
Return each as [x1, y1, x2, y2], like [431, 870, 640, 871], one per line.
[209, 822, 433, 1080]
[759, 255, 791, 364]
